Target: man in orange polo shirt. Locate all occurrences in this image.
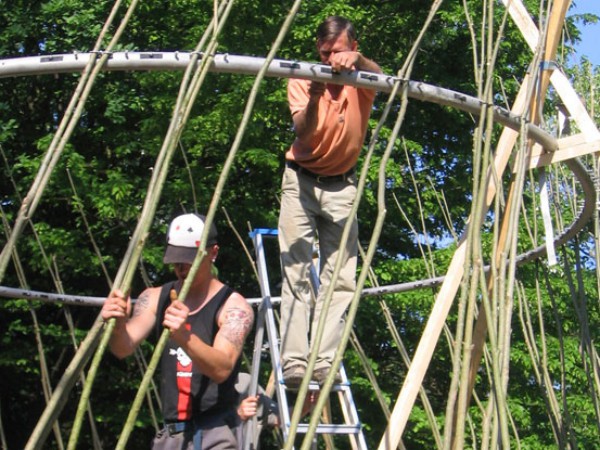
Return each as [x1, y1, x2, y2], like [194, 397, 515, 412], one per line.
[278, 16, 382, 387]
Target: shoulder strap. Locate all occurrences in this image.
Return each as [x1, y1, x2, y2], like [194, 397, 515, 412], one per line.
[213, 285, 234, 309]
[154, 280, 177, 341]
[209, 285, 234, 331]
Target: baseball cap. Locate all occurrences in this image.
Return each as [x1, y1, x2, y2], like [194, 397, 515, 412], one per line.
[163, 213, 218, 264]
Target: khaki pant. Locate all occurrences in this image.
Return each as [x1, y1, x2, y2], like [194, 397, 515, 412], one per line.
[278, 165, 358, 371]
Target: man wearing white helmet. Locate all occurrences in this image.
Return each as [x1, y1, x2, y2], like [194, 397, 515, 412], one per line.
[102, 213, 254, 450]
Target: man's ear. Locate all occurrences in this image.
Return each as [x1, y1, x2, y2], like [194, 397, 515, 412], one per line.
[210, 244, 220, 261]
[351, 40, 358, 52]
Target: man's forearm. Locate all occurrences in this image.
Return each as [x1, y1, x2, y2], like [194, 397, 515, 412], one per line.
[293, 97, 319, 142]
[108, 322, 137, 359]
[355, 53, 382, 74]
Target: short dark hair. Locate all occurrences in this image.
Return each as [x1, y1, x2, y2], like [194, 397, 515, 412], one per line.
[316, 16, 357, 44]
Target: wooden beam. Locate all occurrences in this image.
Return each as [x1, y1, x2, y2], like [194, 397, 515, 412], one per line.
[529, 134, 600, 168]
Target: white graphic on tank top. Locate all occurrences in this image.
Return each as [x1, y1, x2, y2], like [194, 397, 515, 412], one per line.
[170, 347, 192, 377]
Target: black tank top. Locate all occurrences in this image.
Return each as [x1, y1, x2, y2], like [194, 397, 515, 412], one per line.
[155, 282, 240, 422]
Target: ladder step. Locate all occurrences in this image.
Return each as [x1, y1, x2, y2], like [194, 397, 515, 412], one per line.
[294, 423, 362, 435]
[282, 382, 351, 392]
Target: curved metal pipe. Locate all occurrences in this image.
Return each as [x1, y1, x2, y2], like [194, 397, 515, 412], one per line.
[0, 51, 557, 150]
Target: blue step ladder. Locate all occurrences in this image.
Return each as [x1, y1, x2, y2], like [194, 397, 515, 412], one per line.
[243, 228, 368, 450]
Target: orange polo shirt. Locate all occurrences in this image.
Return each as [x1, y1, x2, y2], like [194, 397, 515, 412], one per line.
[286, 78, 376, 176]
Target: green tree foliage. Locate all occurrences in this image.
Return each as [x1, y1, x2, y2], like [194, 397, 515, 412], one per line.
[1, 1, 599, 449]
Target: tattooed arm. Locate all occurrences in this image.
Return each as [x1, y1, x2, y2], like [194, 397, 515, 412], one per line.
[168, 291, 254, 383]
[101, 287, 159, 359]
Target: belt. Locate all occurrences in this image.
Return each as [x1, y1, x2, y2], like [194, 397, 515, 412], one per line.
[164, 408, 238, 436]
[165, 421, 192, 435]
[286, 161, 355, 183]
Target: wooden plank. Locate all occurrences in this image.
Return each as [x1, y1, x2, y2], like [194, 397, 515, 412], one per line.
[529, 135, 600, 168]
[550, 70, 600, 139]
